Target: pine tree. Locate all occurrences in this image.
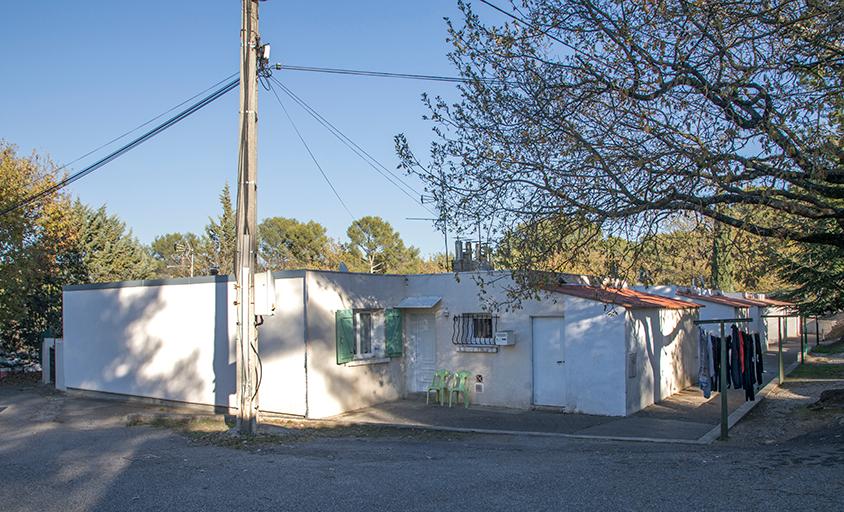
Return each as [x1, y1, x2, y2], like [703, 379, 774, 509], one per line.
[205, 183, 236, 276]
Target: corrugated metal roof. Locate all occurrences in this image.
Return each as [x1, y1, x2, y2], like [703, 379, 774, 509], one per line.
[676, 291, 754, 308]
[545, 285, 700, 310]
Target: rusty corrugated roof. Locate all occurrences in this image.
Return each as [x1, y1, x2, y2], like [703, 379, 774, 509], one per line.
[677, 291, 754, 309]
[752, 297, 795, 307]
[545, 285, 700, 310]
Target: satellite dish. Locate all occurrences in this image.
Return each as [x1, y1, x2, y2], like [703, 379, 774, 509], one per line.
[338, 262, 349, 272]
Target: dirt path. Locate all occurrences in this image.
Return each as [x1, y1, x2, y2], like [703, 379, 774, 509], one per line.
[729, 345, 844, 446]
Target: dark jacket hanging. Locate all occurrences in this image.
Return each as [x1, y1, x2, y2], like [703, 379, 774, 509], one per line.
[754, 333, 764, 385]
[730, 325, 743, 389]
[742, 331, 756, 401]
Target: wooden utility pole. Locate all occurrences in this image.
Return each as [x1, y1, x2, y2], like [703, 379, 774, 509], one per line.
[235, 0, 260, 434]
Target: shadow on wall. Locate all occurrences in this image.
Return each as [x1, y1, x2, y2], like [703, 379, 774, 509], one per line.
[633, 310, 692, 406]
[305, 274, 404, 418]
[67, 277, 235, 409]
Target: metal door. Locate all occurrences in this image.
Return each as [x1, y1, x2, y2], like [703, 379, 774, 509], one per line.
[532, 316, 566, 407]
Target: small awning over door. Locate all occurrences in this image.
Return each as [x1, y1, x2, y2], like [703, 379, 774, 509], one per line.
[396, 296, 442, 309]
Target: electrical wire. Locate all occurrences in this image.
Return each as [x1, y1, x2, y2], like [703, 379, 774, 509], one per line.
[53, 72, 239, 178]
[1, 76, 239, 218]
[273, 64, 503, 84]
[267, 81, 357, 221]
[268, 76, 437, 216]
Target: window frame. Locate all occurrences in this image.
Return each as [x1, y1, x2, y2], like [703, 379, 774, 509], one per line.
[353, 309, 384, 359]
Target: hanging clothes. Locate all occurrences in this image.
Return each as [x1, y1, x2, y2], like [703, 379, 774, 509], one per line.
[730, 325, 743, 389]
[711, 334, 732, 392]
[742, 331, 756, 401]
[698, 328, 715, 398]
[711, 335, 720, 391]
[754, 333, 764, 386]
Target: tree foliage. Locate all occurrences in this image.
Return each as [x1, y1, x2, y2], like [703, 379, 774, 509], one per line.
[397, 0, 843, 310]
[205, 183, 236, 276]
[0, 144, 156, 351]
[345, 216, 423, 274]
[258, 217, 334, 270]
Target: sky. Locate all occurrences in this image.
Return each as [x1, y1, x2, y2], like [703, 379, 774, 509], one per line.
[0, 0, 491, 257]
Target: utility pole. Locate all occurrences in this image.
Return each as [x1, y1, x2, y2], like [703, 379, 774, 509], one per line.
[235, 0, 260, 434]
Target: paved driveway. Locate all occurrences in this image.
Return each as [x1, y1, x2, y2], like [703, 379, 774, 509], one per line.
[1, 379, 841, 512]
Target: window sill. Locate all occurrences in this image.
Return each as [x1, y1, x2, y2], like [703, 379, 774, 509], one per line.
[456, 345, 499, 353]
[344, 357, 391, 367]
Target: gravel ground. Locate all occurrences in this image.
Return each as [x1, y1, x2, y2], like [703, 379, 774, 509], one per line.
[2, 381, 843, 512]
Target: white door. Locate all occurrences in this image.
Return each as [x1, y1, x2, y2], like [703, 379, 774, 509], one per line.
[407, 312, 437, 393]
[532, 316, 566, 407]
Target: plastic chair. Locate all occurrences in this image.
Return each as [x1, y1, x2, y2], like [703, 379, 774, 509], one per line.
[448, 370, 472, 408]
[426, 369, 450, 406]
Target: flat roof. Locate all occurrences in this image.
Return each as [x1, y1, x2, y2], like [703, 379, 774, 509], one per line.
[677, 291, 754, 308]
[546, 285, 701, 310]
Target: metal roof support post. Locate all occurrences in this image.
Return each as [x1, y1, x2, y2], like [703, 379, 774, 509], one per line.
[815, 317, 820, 346]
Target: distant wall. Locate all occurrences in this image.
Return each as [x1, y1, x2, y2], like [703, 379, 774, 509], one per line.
[626, 308, 697, 415]
[62, 277, 236, 409]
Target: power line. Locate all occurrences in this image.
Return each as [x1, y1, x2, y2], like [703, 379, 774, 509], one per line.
[268, 75, 437, 216]
[1, 77, 239, 218]
[267, 82, 356, 221]
[53, 72, 239, 177]
[273, 64, 498, 84]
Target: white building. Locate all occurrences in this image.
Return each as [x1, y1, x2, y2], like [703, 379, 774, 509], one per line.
[60, 270, 700, 419]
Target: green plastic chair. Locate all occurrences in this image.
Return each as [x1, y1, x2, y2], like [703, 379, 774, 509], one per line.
[426, 369, 450, 406]
[448, 370, 472, 408]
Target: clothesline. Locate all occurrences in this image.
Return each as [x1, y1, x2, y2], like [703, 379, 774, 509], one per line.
[692, 318, 752, 441]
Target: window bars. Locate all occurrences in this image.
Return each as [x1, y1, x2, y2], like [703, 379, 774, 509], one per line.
[452, 313, 499, 346]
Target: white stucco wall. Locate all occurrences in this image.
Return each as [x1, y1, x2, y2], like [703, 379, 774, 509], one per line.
[62, 277, 237, 409]
[405, 272, 628, 416]
[625, 308, 697, 414]
[257, 275, 307, 416]
[304, 271, 407, 419]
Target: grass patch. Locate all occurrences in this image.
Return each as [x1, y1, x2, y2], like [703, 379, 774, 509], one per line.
[789, 364, 844, 380]
[811, 339, 844, 355]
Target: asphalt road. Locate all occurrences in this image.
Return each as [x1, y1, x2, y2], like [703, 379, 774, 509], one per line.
[1, 386, 842, 512]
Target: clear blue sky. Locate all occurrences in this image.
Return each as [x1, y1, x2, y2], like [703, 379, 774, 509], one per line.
[1, 1, 489, 257]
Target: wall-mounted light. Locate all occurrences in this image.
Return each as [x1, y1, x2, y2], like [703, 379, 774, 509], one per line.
[441, 307, 450, 318]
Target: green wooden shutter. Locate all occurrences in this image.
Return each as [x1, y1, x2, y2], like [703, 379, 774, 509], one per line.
[385, 308, 403, 357]
[335, 309, 355, 364]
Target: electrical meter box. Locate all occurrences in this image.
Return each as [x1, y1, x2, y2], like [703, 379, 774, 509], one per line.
[254, 270, 276, 316]
[494, 331, 515, 346]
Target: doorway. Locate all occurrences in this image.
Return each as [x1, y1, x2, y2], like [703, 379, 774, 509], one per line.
[406, 312, 437, 393]
[532, 316, 566, 407]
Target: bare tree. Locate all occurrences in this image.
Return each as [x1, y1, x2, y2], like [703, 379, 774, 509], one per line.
[397, 0, 843, 288]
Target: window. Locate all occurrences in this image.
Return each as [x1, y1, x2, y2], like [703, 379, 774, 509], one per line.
[336, 308, 403, 365]
[452, 313, 498, 347]
[355, 311, 375, 357]
[472, 316, 494, 341]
